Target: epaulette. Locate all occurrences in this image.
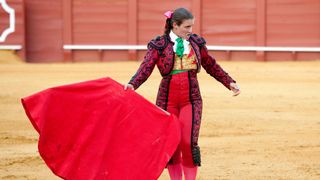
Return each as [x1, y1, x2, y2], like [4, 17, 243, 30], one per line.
[189, 34, 206, 47]
[148, 35, 168, 50]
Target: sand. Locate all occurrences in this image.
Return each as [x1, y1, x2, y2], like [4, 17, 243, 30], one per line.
[0, 60, 319, 179]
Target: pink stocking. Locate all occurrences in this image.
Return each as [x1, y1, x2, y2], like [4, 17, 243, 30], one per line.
[167, 164, 183, 180]
[183, 166, 198, 180]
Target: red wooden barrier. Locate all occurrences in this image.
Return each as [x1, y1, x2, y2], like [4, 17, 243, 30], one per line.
[0, 0, 25, 60]
[1, 0, 319, 62]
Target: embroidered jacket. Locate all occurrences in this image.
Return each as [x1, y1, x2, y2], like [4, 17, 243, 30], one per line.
[129, 34, 235, 90]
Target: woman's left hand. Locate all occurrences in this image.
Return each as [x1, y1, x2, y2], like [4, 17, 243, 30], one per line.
[230, 82, 240, 96]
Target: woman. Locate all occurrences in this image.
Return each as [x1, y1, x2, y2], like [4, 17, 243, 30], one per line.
[124, 7, 240, 180]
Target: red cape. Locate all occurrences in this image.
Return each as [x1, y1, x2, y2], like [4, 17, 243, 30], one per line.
[21, 77, 180, 180]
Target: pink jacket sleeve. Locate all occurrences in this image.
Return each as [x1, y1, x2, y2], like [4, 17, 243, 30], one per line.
[200, 45, 236, 90]
[128, 47, 158, 90]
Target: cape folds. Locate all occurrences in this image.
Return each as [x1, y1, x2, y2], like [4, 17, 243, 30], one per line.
[21, 77, 180, 180]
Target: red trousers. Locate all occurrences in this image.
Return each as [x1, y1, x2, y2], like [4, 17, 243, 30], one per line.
[167, 72, 195, 167]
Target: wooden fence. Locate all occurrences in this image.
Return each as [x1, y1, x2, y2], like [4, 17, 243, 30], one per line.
[0, 0, 319, 62]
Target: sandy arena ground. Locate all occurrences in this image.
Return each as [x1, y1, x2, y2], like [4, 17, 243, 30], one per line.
[0, 59, 319, 179]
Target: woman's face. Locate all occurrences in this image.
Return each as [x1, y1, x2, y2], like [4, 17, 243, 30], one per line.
[173, 18, 194, 39]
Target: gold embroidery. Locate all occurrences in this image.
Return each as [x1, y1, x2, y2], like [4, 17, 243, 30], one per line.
[172, 48, 197, 70]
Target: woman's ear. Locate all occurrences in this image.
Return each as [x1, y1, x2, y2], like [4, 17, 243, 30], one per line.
[172, 22, 178, 29]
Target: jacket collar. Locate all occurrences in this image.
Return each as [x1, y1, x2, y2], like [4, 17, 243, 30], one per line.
[169, 31, 190, 45]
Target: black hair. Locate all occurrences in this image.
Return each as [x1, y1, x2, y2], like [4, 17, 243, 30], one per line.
[164, 8, 194, 35]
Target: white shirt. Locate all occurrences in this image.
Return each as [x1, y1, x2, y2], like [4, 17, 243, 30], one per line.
[169, 31, 190, 55]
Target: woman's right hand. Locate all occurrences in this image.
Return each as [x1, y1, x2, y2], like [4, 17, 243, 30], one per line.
[124, 83, 134, 90]
[230, 82, 240, 96]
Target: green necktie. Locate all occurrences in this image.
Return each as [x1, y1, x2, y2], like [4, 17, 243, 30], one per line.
[175, 37, 184, 58]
